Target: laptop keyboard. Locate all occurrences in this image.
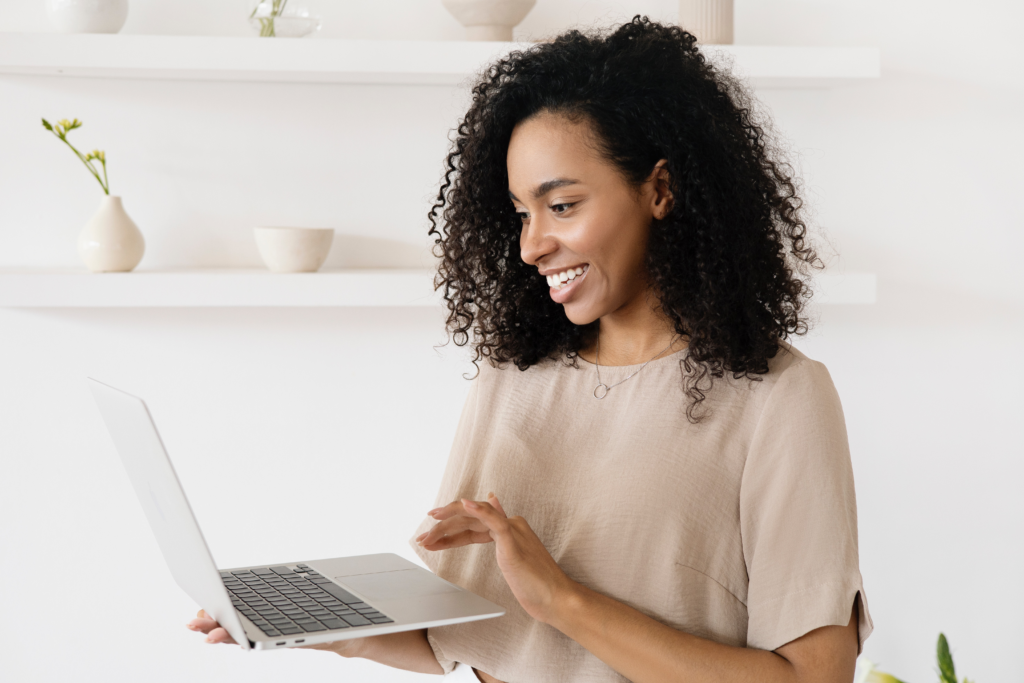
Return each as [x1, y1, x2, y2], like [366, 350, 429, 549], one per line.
[220, 564, 394, 638]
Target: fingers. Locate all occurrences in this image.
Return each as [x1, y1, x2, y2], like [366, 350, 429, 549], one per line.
[187, 610, 236, 644]
[187, 616, 220, 634]
[428, 494, 508, 521]
[487, 492, 507, 517]
[426, 499, 467, 521]
[460, 498, 511, 537]
[416, 514, 488, 547]
[204, 627, 236, 645]
[420, 529, 493, 551]
[419, 495, 510, 550]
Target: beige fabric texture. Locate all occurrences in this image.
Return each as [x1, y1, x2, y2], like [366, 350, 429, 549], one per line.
[410, 340, 873, 682]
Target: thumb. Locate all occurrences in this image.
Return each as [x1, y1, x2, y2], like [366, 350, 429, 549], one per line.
[487, 492, 507, 517]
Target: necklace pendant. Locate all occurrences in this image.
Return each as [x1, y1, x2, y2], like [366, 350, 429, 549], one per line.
[594, 383, 610, 399]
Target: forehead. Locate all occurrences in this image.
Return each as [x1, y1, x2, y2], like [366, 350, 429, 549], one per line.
[507, 112, 606, 194]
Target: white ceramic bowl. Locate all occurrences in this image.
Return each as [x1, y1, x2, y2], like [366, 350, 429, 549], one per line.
[254, 227, 334, 273]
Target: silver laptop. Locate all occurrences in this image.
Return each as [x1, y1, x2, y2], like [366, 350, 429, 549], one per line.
[87, 377, 504, 651]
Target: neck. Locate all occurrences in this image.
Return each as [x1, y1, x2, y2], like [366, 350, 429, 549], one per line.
[579, 289, 687, 366]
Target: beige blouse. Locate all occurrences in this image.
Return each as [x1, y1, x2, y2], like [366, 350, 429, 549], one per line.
[409, 340, 873, 682]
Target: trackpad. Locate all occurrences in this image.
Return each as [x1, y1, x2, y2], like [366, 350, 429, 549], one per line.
[337, 569, 460, 601]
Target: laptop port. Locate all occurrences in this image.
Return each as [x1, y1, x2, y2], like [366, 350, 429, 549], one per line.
[276, 642, 285, 646]
[295, 639, 305, 644]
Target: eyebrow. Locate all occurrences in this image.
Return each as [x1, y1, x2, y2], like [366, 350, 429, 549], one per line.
[508, 178, 582, 202]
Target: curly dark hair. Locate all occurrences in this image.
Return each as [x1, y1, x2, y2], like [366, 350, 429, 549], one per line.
[426, 14, 825, 422]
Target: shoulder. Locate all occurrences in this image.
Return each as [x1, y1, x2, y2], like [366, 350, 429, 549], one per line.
[703, 340, 843, 436]
[745, 340, 840, 408]
[763, 341, 842, 410]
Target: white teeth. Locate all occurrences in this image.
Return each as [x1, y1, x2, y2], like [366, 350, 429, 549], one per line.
[544, 265, 588, 289]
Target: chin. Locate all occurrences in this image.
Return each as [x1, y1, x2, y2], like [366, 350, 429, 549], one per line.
[561, 301, 601, 327]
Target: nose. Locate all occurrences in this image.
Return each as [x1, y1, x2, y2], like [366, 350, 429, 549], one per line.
[518, 215, 558, 267]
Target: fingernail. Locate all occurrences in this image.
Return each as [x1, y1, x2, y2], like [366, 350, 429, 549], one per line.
[463, 499, 479, 509]
[487, 492, 496, 498]
[205, 637, 214, 643]
[416, 532, 428, 542]
[427, 508, 442, 515]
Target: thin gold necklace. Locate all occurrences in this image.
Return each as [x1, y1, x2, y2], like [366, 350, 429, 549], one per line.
[593, 335, 679, 399]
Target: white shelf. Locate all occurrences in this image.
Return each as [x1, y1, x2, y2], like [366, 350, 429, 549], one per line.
[0, 34, 879, 87]
[0, 268, 875, 307]
[0, 268, 440, 307]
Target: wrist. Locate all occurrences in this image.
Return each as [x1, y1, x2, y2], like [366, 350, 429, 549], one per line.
[328, 636, 368, 659]
[545, 577, 590, 631]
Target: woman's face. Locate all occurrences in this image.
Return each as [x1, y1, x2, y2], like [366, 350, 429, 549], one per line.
[507, 111, 672, 326]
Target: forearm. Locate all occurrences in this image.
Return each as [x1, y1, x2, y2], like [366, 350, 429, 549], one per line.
[327, 628, 445, 675]
[549, 583, 796, 683]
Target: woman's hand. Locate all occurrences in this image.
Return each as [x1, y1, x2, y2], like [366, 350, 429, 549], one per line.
[187, 609, 236, 644]
[416, 493, 579, 624]
[185, 610, 360, 655]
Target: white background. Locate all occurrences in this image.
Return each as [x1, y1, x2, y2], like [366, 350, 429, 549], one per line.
[1, 1, 1021, 682]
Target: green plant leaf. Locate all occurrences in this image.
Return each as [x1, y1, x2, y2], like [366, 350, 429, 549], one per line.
[41, 118, 53, 131]
[937, 633, 957, 683]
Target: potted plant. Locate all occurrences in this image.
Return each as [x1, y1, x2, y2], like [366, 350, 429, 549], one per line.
[42, 118, 145, 273]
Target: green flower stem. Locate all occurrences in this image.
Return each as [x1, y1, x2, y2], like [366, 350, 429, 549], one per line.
[49, 129, 109, 195]
[251, 0, 289, 37]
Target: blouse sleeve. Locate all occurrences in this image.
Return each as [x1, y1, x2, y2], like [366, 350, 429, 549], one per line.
[739, 358, 874, 653]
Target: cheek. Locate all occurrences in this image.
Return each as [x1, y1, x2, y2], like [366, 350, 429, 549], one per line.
[575, 217, 647, 287]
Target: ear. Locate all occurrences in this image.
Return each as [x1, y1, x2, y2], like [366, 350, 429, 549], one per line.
[648, 159, 674, 220]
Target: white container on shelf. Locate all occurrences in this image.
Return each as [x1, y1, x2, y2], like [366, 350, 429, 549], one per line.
[46, 0, 129, 34]
[254, 227, 334, 273]
[78, 195, 145, 273]
[679, 0, 733, 45]
[441, 0, 537, 42]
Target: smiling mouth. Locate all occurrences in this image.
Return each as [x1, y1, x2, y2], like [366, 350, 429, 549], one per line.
[545, 265, 589, 290]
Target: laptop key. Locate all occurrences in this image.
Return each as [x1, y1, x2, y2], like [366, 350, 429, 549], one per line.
[270, 566, 293, 575]
[340, 614, 371, 627]
[278, 626, 302, 634]
[320, 618, 349, 630]
[302, 623, 327, 632]
[369, 617, 394, 624]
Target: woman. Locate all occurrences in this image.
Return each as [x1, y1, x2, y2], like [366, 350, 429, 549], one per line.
[189, 15, 873, 683]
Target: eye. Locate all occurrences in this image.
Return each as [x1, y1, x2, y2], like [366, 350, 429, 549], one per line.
[516, 203, 574, 222]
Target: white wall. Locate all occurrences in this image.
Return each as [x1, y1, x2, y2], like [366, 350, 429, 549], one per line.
[1, 2, 1021, 682]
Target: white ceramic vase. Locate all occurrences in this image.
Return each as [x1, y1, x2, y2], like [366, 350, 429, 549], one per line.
[441, 0, 536, 41]
[79, 196, 145, 273]
[678, 0, 733, 44]
[254, 227, 334, 273]
[47, 0, 129, 34]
